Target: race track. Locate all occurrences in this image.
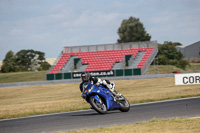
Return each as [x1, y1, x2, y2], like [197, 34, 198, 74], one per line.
[0, 97, 200, 133]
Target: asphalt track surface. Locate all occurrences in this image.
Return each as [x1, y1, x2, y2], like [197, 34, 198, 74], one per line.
[0, 97, 200, 133]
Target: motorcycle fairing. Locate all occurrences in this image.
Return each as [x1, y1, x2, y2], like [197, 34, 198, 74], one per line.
[84, 83, 121, 110]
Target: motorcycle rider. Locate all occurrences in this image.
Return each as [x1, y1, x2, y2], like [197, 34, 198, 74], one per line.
[79, 72, 90, 93]
[80, 72, 121, 100]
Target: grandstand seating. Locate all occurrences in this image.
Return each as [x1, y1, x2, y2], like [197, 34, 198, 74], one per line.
[49, 47, 155, 73]
[50, 53, 71, 73]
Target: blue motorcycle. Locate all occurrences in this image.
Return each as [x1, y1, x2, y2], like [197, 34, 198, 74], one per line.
[81, 82, 130, 114]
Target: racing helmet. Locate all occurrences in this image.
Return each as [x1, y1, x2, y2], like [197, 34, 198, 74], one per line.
[81, 72, 91, 82]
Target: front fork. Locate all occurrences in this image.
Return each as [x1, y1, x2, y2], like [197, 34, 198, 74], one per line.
[90, 95, 102, 104]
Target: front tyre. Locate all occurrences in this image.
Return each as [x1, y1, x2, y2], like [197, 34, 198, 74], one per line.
[89, 96, 107, 114]
[118, 95, 130, 112]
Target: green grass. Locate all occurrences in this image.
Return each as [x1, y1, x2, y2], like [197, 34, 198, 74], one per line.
[147, 65, 185, 74]
[0, 71, 47, 83]
[56, 118, 200, 133]
[148, 64, 200, 74]
[186, 64, 200, 72]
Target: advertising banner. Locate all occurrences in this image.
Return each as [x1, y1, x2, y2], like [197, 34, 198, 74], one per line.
[72, 70, 115, 78]
[175, 73, 200, 85]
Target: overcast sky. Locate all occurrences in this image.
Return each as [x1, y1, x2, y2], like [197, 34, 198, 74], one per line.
[0, 0, 200, 61]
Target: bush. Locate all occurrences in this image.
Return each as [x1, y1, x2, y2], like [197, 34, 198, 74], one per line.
[37, 67, 43, 71]
[156, 42, 189, 70]
[176, 60, 189, 70]
[40, 61, 51, 70]
[158, 55, 169, 65]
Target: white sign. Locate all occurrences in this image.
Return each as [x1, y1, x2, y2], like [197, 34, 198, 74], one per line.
[175, 73, 200, 85]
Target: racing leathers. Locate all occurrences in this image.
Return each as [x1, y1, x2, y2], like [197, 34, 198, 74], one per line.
[89, 76, 121, 98]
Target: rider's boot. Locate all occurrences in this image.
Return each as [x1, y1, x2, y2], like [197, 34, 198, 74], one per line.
[114, 90, 122, 98]
[107, 84, 121, 101]
[111, 95, 117, 102]
[108, 85, 121, 98]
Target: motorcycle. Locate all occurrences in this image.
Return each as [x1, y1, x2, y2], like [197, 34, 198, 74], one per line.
[81, 82, 130, 114]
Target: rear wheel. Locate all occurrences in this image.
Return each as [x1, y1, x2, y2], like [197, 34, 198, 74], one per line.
[90, 96, 107, 114]
[118, 95, 130, 112]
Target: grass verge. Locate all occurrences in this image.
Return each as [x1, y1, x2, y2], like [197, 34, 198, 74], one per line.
[0, 77, 200, 119]
[56, 117, 200, 133]
[147, 64, 200, 74]
[0, 71, 47, 83]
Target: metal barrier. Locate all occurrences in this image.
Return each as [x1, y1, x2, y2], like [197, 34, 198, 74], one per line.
[0, 73, 174, 88]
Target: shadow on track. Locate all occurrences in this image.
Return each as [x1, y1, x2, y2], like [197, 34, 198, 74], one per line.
[71, 110, 122, 116]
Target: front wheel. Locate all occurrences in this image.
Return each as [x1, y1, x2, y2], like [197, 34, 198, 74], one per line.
[118, 95, 130, 112]
[89, 96, 107, 114]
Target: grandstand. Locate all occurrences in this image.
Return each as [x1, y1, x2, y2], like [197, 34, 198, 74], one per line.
[47, 41, 158, 80]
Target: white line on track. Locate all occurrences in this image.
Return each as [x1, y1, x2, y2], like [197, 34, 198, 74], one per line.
[0, 96, 200, 122]
[0, 109, 93, 122]
[132, 96, 200, 106]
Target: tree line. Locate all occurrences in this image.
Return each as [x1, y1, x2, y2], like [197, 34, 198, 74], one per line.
[1, 50, 50, 73]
